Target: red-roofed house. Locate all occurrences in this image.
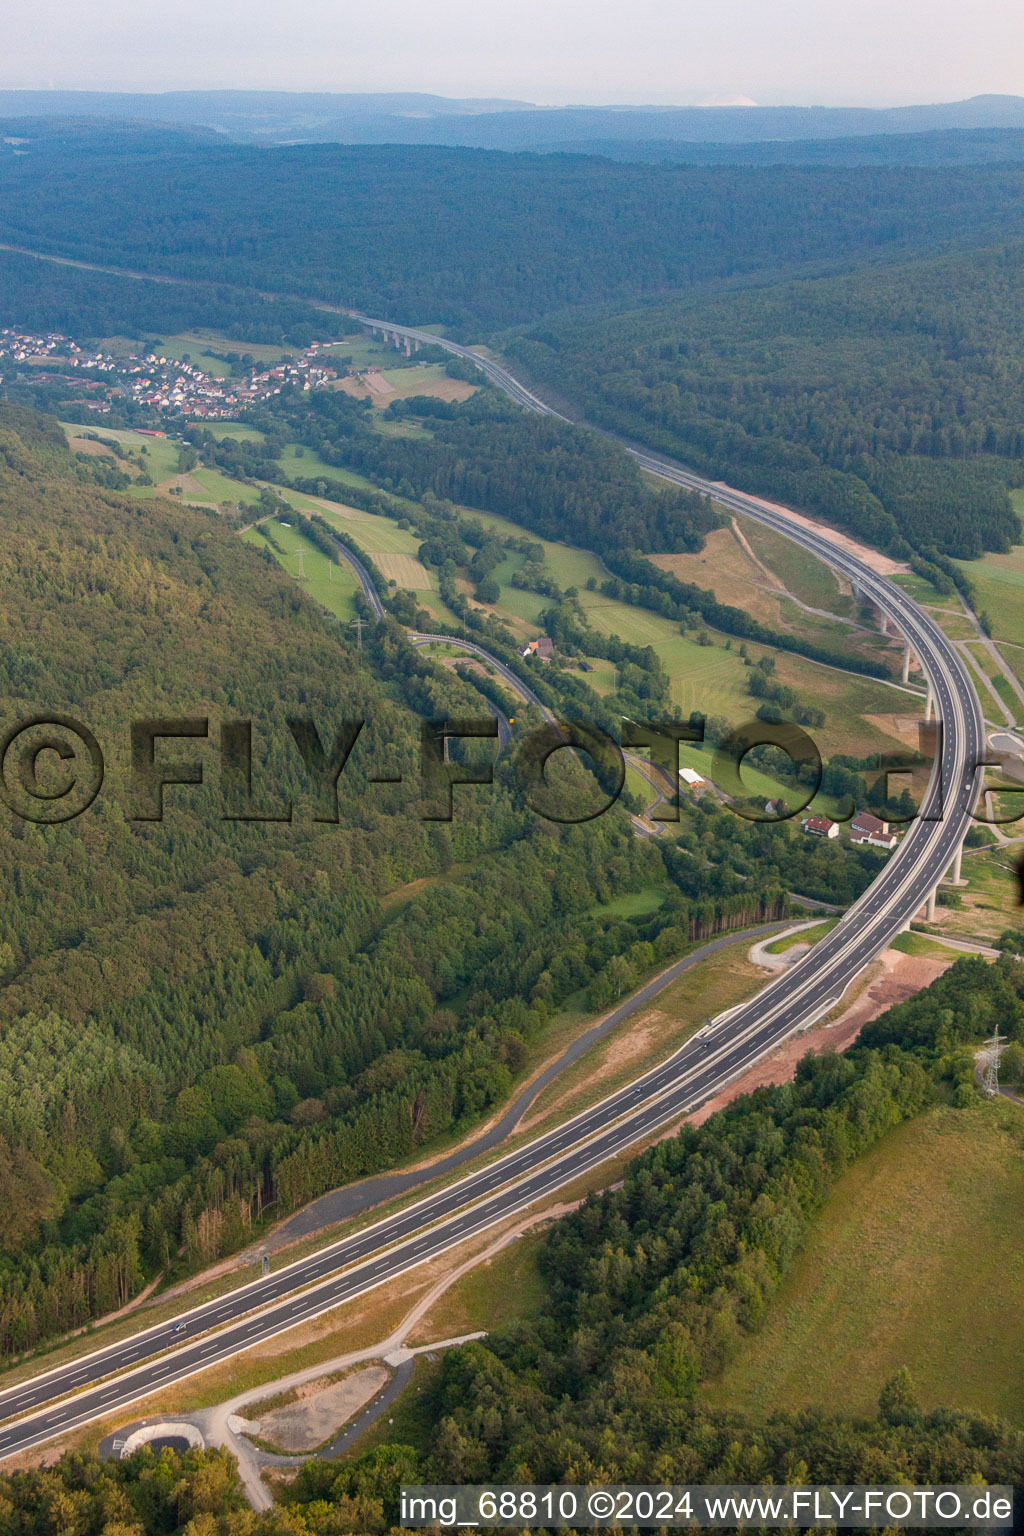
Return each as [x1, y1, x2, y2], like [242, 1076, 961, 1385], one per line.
[850, 812, 899, 850]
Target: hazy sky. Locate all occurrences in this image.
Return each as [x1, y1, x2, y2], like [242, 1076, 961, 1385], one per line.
[6, 0, 1024, 105]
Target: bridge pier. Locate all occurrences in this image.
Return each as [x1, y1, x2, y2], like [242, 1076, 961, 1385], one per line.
[947, 843, 964, 886]
[924, 684, 935, 723]
[901, 641, 914, 684]
[925, 888, 937, 922]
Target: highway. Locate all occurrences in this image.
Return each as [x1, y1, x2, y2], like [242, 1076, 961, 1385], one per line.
[0, 318, 986, 1462]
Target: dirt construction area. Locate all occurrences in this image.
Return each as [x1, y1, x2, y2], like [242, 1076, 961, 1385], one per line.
[237, 1365, 389, 1453]
[688, 946, 953, 1126]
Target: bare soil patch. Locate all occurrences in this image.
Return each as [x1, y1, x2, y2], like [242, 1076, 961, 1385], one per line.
[650, 527, 784, 628]
[686, 947, 953, 1127]
[335, 376, 371, 400]
[517, 1009, 663, 1134]
[362, 370, 396, 398]
[712, 483, 908, 576]
[243, 1365, 389, 1452]
[863, 713, 926, 750]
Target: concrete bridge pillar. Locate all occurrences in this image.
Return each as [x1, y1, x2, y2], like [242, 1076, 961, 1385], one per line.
[925, 888, 937, 922]
[902, 641, 912, 685]
[948, 844, 963, 886]
[924, 685, 935, 723]
[879, 610, 888, 635]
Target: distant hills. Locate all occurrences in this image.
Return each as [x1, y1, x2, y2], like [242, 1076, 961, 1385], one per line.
[2, 89, 1024, 153]
[559, 127, 1024, 167]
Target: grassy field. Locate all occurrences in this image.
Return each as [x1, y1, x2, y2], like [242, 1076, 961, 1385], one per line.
[891, 570, 948, 606]
[890, 931, 956, 957]
[702, 1102, 1024, 1422]
[764, 919, 836, 954]
[95, 334, 232, 377]
[443, 512, 912, 759]
[671, 739, 842, 820]
[313, 502, 422, 557]
[187, 466, 262, 506]
[320, 332, 413, 370]
[407, 1229, 548, 1347]
[739, 516, 856, 618]
[650, 519, 890, 677]
[61, 422, 181, 482]
[276, 443, 369, 488]
[522, 939, 769, 1135]
[147, 337, 233, 378]
[66, 418, 918, 764]
[308, 501, 460, 625]
[203, 423, 268, 444]
[966, 641, 1018, 712]
[375, 363, 476, 403]
[955, 543, 1024, 651]
[933, 844, 1021, 942]
[592, 886, 667, 919]
[241, 518, 360, 622]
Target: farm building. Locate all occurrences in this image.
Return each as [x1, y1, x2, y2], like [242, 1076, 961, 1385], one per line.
[802, 815, 839, 839]
[849, 812, 899, 849]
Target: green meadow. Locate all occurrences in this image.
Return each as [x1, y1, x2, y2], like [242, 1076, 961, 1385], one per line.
[703, 1103, 1024, 1424]
[241, 517, 360, 622]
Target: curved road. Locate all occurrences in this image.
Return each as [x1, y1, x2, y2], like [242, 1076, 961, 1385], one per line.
[0, 306, 985, 1461]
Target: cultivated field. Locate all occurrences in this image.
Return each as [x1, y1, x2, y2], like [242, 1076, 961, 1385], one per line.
[374, 552, 432, 588]
[359, 363, 477, 404]
[61, 422, 180, 483]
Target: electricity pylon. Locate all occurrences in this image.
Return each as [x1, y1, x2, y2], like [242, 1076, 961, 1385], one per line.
[982, 1024, 1004, 1098]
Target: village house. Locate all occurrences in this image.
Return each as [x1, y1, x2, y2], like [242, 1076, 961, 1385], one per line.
[801, 814, 839, 839]
[520, 636, 555, 660]
[849, 811, 899, 850]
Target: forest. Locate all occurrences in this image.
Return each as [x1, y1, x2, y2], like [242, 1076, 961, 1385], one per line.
[304, 957, 1023, 1514]
[0, 404, 698, 1357]
[0, 249, 343, 347]
[506, 240, 1024, 559]
[5, 130, 1024, 330]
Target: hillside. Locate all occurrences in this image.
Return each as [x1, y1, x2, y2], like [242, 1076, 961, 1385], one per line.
[2, 90, 1024, 148]
[0, 404, 662, 1356]
[5, 133, 1024, 330]
[703, 1100, 1024, 1422]
[508, 240, 1024, 558]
